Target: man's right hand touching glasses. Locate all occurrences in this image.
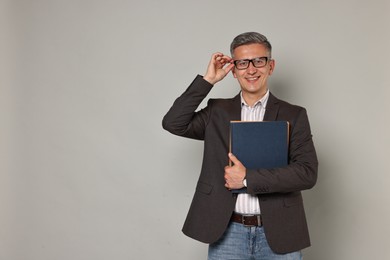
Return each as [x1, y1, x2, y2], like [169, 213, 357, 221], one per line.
[203, 52, 234, 85]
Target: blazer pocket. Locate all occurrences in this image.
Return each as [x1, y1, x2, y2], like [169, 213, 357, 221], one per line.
[196, 181, 213, 195]
[283, 192, 303, 207]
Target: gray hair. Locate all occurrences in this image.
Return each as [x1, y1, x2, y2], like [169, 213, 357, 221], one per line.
[230, 32, 272, 57]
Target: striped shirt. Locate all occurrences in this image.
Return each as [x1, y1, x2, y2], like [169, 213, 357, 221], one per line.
[234, 90, 270, 214]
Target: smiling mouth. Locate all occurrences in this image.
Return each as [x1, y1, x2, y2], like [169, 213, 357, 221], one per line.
[246, 76, 260, 81]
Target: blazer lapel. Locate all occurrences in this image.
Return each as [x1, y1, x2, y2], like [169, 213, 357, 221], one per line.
[263, 92, 280, 121]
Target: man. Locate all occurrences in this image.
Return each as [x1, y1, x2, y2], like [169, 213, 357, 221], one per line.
[162, 32, 318, 259]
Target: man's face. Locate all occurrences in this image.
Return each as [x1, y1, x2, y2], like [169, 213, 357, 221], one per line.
[232, 43, 275, 98]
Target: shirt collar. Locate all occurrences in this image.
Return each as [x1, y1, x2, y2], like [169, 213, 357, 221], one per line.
[240, 90, 270, 108]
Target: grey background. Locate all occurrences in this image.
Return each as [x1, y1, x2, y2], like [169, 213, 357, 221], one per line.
[1, 0, 389, 259]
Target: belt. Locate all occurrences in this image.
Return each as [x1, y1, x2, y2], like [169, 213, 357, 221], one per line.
[231, 212, 262, 227]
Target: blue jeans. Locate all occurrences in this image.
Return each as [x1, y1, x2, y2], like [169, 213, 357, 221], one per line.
[208, 222, 302, 260]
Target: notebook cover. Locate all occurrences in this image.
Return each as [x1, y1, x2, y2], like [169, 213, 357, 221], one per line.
[230, 121, 289, 193]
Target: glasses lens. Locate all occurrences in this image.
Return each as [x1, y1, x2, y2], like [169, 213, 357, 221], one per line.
[235, 60, 248, 70]
[253, 57, 267, 68]
[235, 57, 268, 70]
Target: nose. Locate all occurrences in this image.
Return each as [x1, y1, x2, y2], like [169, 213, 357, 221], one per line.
[247, 61, 257, 74]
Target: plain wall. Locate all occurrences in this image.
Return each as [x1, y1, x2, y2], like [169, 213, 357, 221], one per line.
[1, 0, 389, 259]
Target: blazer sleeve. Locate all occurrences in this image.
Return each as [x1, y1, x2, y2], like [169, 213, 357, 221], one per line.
[246, 107, 318, 194]
[162, 75, 213, 140]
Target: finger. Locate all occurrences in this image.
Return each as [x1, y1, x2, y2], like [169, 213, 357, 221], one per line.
[224, 168, 232, 178]
[213, 53, 231, 62]
[228, 153, 241, 166]
[220, 56, 233, 64]
[210, 53, 223, 65]
[212, 52, 224, 60]
[223, 63, 235, 73]
[222, 55, 233, 62]
[216, 56, 230, 66]
[212, 52, 223, 57]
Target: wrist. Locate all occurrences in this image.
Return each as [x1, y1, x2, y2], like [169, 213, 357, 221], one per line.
[203, 75, 215, 85]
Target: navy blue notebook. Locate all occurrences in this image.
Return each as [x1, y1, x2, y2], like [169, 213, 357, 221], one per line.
[230, 121, 289, 193]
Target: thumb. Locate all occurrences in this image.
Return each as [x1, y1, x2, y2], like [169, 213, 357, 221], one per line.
[224, 63, 234, 74]
[228, 153, 241, 166]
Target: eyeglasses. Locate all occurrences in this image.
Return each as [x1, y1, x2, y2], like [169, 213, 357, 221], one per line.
[233, 57, 269, 70]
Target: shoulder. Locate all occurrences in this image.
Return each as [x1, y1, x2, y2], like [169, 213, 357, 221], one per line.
[207, 93, 240, 107]
[269, 92, 306, 111]
[268, 92, 309, 122]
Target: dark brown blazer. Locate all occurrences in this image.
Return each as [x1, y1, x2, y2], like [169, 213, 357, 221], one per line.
[162, 75, 318, 254]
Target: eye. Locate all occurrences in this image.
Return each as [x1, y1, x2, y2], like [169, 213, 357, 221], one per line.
[237, 60, 248, 67]
[253, 58, 266, 66]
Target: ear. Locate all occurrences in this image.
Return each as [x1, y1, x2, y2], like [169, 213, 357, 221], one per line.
[232, 68, 237, 78]
[268, 59, 276, 76]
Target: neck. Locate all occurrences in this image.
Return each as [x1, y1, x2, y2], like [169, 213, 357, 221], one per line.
[242, 89, 268, 107]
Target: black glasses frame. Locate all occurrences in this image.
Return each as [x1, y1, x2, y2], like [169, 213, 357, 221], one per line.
[233, 57, 269, 70]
